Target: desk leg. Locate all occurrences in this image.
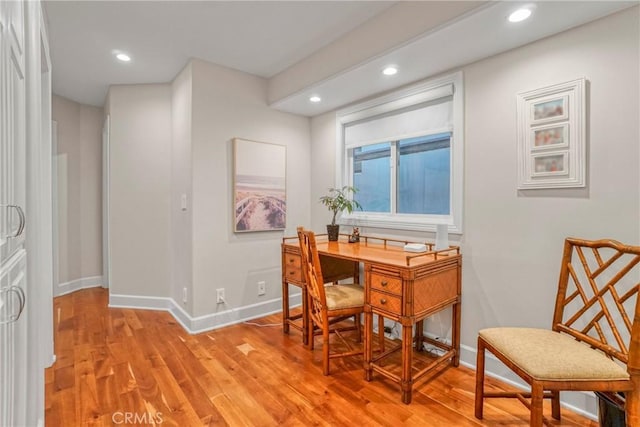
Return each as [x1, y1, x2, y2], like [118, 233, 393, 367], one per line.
[415, 320, 424, 352]
[364, 305, 373, 381]
[452, 300, 461, 366]
[401, 320, 413, 404]
[282, 280, 290, 334]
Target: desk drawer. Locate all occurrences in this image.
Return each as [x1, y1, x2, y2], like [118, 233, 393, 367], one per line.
[285, 266, 303, 283]
[370, 289, 401, 315]
[284, 254, 301, 269]
[370, 273, 402, 296]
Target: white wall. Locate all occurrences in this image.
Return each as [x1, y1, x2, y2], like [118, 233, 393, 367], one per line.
[310, 6, 639, 416]
[462, 5, 639, 345]
[190, 59, 311, 318]
[310, 111, 338, 232]
[51, 94, 103, 293]
[107, 84, 172, 298]
[463, 8, 638, 414]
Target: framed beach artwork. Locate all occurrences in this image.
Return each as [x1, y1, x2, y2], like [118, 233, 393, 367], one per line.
[233, 138, 286, 232]
[516, 78, 586, 189]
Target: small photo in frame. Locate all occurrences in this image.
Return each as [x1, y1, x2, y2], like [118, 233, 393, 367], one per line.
[530, 96, 568, 124]
[532, 153, 567, 175]
[532, 124, 568, 149]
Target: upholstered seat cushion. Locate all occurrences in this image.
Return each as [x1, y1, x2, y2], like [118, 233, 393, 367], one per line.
[325, 284, 364, 310]
[479, 327, 629, 381]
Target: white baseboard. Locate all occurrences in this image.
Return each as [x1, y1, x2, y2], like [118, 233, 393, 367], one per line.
[187, 298, 282, 333]
[108, 293, 173, 311]
[108, 291, 303, 335]
[54, 275, 103, 297]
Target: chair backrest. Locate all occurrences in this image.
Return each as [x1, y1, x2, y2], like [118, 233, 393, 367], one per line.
[297, 227, 329, 328]
[552, 238, 640, 370]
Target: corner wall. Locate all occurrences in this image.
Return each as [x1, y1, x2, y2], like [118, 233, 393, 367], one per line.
[106, 60, 311, 330]
[106, 84, 172, 299]
[171, 63, 193, 314]
[190, 59, 311, 319]
[310, 7, 639, 417]
[51, 94, 103, 295]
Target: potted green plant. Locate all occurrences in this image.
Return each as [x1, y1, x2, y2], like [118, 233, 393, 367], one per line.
[319, 186, 361, 241]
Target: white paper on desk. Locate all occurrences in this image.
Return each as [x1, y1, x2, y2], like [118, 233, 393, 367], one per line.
[404, 243, 427, 253]
[435, 224, 449, 250]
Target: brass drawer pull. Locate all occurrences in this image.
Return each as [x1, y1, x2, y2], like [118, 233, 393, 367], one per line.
[381, 280, 388, 287]
[380, 298, 387, 304]
[289, 259, 294, 263]
[289, 271, 295, 275]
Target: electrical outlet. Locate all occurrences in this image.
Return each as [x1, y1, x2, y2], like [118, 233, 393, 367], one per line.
[182, 287, 188, 303]
[216, 288, 225, 304]
[257, 281, 266, 296]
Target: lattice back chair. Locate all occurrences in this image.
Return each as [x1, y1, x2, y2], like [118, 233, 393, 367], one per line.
[475, 238, 640, 427]
[297, 227, 365, 375]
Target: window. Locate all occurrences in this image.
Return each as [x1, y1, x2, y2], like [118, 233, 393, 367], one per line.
[336, 72, 463, 233]
[352, 142, 390, 212]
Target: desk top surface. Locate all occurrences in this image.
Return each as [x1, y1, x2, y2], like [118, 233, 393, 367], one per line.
[283, 236, 460, 269]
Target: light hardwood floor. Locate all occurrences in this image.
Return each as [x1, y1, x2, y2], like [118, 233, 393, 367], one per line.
[45, 288, 597, 426]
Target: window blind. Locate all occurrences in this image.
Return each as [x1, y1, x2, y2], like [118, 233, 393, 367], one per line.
[344, 84, 453, 149]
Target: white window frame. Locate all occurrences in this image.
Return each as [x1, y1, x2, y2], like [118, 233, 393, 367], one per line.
[335, 71, 464, 234]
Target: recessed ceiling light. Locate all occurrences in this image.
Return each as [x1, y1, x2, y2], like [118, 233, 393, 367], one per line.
[309, 95, 321, 103]
[383, 66, 398, 76]
[115, 53, 131, 62]
[508, 8, 532, 23]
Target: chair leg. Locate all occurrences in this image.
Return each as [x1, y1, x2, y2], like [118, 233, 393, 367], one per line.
[551, 390, 561, 420]
[323, 326, 330, 375]
[308, 319, 315, 351]
[530, 382, 544, 427]
[354, 314, 362, 342]
[626, 376, 640, 427]
[301, 286, 308, 346]
[474, 337, 486, 419]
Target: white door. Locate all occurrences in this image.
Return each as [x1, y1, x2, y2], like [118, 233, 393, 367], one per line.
[0, 0, 28, 425]
[0, 0, 26, 262]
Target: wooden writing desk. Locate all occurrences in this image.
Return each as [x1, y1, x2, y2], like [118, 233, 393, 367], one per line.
[281, 234, 462, 404]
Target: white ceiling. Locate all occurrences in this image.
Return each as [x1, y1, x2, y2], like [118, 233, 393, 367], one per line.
[44, 1, 637, 116]
[273, 1, 638, 116]
[44, 1, 395, 107]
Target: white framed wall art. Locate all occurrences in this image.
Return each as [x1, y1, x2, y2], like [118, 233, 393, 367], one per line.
[516, 78, 587, 189]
